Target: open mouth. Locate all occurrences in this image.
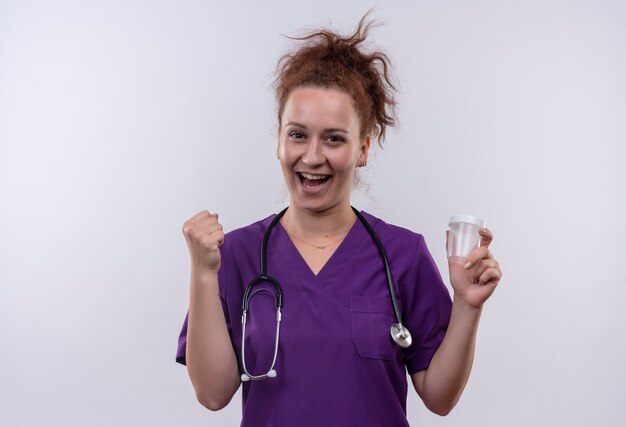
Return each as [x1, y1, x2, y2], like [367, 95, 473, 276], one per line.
[297, 172, 331, 189]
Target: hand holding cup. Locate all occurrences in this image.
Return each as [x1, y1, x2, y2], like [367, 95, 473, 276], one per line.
[446, 215, 502, 309]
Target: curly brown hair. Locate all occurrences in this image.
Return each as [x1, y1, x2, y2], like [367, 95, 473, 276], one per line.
[273, 11, 397, 146]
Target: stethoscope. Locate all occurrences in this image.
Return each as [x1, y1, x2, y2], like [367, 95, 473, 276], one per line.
[240, 206, 412, 382]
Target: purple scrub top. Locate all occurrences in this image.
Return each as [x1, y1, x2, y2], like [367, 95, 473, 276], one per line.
[177, 211, 452, 427]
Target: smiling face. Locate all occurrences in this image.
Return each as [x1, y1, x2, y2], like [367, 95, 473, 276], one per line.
[277, 86, 370, 214]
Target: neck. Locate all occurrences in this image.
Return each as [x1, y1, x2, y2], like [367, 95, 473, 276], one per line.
[280, 202, 357, 239]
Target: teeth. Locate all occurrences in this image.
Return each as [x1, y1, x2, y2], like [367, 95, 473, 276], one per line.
[299, 172, 329, 180]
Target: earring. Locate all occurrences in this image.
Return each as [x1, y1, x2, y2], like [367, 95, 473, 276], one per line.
[357, 160, 367, 167]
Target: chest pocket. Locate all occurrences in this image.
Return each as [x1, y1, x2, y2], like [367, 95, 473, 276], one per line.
[350, 295, 398, 360]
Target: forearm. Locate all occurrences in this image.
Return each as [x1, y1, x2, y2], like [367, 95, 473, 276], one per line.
[186, 268, 240, 410]
[414, 295, 482, 415]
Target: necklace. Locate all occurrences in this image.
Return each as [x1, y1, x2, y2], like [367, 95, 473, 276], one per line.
[287, 230, 349, 250]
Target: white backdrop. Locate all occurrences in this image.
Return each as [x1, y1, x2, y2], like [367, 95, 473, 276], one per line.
[1, 1, 625, 426]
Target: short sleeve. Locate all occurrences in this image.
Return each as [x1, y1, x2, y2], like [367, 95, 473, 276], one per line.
[175, 312, 189, 365]
[175, 247, 232, 366]
[402, 234, 452, 375]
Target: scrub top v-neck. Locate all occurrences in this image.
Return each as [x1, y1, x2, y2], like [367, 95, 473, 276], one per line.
[272, 216, 361, 307]
[176, 211, 452, 427]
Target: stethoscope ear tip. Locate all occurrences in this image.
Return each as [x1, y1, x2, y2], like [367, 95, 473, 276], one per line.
[241, 373, 250, 382]
[267, 369, 277, 378]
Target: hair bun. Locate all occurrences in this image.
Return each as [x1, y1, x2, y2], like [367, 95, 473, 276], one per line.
[274, 10, 397, 146]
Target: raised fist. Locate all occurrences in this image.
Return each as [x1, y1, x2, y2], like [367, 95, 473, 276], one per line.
[182, 211, 225, 273]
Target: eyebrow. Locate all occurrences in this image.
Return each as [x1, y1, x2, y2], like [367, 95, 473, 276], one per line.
[285, 121, 350, 134]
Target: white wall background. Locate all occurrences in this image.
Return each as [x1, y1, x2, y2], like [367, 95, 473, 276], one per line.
[1, 1, 624, 426]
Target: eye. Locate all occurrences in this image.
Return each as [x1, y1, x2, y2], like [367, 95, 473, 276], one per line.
[326, 135, 345, 144]
[288, 131, 305, 140]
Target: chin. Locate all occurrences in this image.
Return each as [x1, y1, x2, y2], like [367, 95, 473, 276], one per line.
[290, 197, 342, 215]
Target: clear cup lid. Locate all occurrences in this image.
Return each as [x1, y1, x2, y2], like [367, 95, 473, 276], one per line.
[449, 215, 486, 227]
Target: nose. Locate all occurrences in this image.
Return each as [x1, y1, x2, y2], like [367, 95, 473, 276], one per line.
[301, 138, 325, 167]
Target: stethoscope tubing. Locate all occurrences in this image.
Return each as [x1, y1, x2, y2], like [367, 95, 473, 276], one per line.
[240, 208, 287, 382]
[351, 207, 403, 326]
[240, 206, 411, 381]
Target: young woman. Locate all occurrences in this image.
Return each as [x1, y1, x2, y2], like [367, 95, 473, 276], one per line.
[176, 14, 502, 427]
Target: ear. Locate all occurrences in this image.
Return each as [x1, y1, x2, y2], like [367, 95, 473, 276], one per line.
[359, 135, 371, 162]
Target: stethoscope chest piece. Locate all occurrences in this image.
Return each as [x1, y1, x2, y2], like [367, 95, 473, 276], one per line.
[390, 323, 412, 348]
